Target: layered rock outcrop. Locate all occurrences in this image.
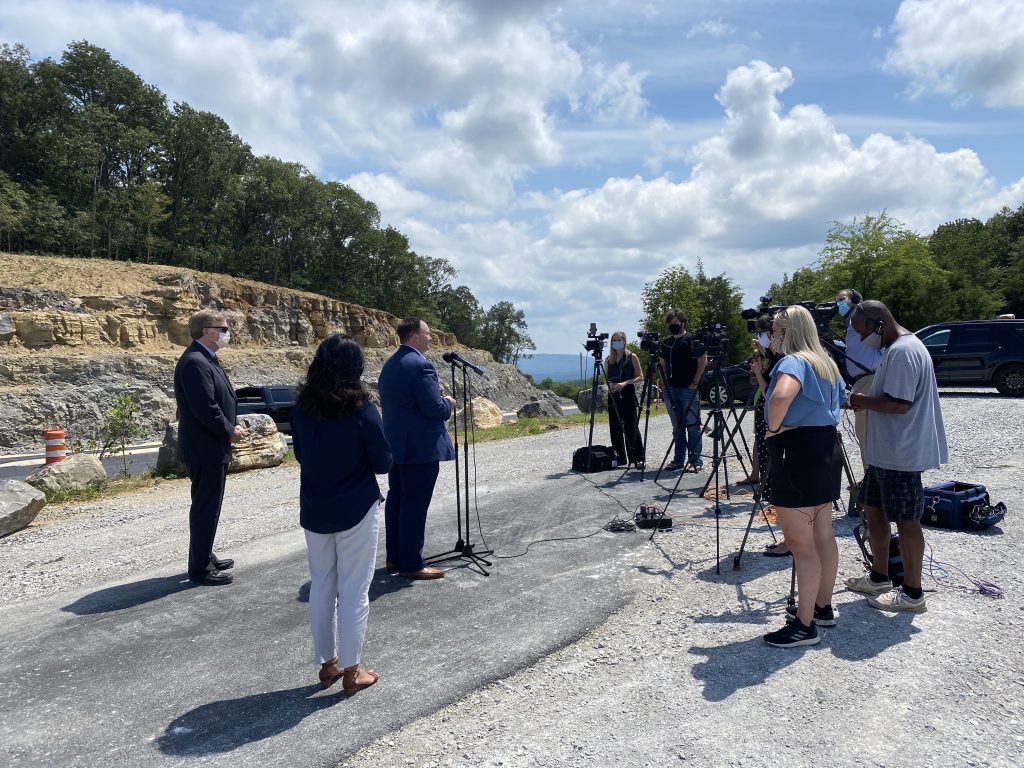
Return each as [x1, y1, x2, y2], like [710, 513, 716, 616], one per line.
[0, 253, 559, 451]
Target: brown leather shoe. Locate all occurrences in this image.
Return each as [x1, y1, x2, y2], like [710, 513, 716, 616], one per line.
[342, 664, 379, 695]
[398, 566, 444, 580]
[319, 657, 344, 690]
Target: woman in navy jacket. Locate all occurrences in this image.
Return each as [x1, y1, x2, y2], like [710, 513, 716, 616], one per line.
[292, 334, 392, 693]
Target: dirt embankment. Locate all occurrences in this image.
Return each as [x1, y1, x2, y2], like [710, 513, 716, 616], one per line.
[0, 253, 548, 451]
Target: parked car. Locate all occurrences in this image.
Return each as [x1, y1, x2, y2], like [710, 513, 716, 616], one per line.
[915, 319, 1024, 396]
[235, 385, 297, 433]
[700, 359, 756, 407]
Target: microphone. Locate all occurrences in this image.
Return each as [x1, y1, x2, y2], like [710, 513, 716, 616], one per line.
[442, 351, 486, 376]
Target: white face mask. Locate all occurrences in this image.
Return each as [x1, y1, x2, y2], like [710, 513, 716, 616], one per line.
[212, 330, 231, 349]
[862, 331, 882, 350]
[757, 332, 770, 350]
[611, 340, 626, 351]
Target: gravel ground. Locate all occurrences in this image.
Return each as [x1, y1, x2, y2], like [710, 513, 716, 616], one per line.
[2, 390, 1023, 768]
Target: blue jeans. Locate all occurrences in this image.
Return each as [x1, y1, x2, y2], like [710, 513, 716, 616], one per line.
[667, 386, 703, 466]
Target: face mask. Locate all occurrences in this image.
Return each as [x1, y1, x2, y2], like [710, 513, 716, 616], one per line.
[837, 299, 850, 316]
[862, 331, 883, 350]
[213, 330, 231, 349]
[668, 323, 682, 335]
[611, 340, 625, 351]
[769, 334, 784, 354]
[757, 332, 770, 349]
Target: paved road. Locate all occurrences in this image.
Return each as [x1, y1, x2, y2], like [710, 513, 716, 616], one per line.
[0, 420, 695, 768]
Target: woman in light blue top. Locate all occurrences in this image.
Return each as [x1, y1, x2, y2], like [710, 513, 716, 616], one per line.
[762, 305, 846, 648]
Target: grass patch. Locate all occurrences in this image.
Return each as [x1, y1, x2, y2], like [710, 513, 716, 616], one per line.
[42, 470, 172, 505]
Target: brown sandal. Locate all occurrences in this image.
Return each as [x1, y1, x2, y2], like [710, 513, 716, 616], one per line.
[342, 664, 380, 694]
[318, 657, 344, 690]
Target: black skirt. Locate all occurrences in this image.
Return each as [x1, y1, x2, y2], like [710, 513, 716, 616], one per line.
[765, 426, 841, 508]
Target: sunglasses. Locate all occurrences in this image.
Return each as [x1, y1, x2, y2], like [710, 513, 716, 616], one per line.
[205, 326, 229, 332]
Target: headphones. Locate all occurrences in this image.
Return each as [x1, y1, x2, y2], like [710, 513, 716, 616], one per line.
[849, 289, 863, 304]
[864, 316, 882, 333]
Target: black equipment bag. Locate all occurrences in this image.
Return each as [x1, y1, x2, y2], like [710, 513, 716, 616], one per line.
[572, 445, 618, 472]
[922, 481, 1006, 531]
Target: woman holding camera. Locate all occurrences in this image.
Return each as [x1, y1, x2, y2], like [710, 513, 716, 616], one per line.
[292, 334, 392, 691]
[762, 306, 845, 648]
[605, 331, 645, 468]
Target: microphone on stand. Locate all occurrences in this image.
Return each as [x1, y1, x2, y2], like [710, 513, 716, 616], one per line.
[442, 351, 486, 376]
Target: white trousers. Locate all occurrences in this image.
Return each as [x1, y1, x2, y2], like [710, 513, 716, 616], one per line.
[303, 501, 380, 667]
[851, 374, 874, 471]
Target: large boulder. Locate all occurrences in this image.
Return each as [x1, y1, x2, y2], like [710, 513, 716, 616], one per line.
[516, 398, 564, 419]
[455, 396, 503, 430]
[24, 454, 107, 495]
[576, 385, 609, 413]
[0, 479, 46, 537]
[156, 413, 288, 477]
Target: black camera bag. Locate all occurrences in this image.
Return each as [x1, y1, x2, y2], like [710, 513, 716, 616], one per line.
[572, 445, 618, 472]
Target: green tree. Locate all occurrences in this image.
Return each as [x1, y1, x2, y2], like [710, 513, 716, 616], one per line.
[927, 218, 1004, 320]
[99, 392, 148, 476]
[479, 300, 535, 364]
[436, 284, 483, 346]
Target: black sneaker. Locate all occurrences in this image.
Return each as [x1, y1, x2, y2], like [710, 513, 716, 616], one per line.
[764, 618, 819, 648]
[785, 603, 836, 627]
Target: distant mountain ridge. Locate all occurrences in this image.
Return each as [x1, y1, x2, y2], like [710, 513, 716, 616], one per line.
[517, 353, 588, 383]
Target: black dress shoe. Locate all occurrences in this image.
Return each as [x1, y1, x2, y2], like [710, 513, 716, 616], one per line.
[189, 570, 233, 585]
[211, 556, 234, 570]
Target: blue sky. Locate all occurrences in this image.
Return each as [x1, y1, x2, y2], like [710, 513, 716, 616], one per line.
[3, 0, 1023, 352]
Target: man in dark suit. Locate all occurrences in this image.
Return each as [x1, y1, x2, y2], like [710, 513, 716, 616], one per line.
[378, 317, 456, 579]
[173, 309, 247, 585]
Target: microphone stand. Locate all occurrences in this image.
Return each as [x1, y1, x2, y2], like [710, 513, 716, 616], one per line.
[425, 356, 493, 575]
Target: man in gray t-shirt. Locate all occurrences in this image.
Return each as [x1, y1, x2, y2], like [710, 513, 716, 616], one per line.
[844, 300, 948, 615]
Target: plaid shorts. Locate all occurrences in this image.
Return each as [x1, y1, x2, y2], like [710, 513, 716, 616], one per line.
[858, 465, 925, 522]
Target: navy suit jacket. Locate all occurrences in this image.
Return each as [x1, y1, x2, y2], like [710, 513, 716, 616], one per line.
[173, 341, 238, 466]
[378, 345, 455, 464]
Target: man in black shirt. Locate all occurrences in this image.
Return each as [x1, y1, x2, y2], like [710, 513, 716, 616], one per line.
[659, 309, 707, 471]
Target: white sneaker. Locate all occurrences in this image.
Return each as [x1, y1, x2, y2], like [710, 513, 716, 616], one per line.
[868, 587, 927, 613]
[845, 573, 893, 596]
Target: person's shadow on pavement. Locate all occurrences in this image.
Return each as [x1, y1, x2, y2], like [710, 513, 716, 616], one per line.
[62, 575, 197, 615]
[156, 685, 352, 756]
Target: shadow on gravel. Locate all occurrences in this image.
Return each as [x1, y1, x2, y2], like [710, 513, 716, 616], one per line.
[690, 636, 806, 700]
[937, 391, 1003, 398]
[157, 684, 350, 756]
[62, 574, 196, 615]
[296, 571, 414, 604]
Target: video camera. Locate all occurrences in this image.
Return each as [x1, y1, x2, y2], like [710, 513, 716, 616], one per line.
[740, 295, 838, 336]
[585, 323, 608, 357]
[637, 330, 661, 355]
[693, 322, 729, 356]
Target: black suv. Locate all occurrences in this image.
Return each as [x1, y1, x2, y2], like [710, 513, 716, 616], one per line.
[915, 320, 1024, 396]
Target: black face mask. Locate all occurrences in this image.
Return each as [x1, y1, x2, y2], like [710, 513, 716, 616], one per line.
[668, 323, 682, 335]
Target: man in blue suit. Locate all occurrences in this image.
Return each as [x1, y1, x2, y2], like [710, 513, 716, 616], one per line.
[378, 317, 456, 579]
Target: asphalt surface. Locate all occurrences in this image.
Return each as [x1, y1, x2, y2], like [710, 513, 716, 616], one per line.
[0, 423, 677, 768]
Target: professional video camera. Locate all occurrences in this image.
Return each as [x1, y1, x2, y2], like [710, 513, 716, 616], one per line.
[740, 295, 838, 336]
[584, 323, 608, 357]
[693, 322, 729, 357]
[637, 330, 661, 355]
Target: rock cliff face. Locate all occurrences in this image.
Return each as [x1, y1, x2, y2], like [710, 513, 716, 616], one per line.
[0, 253, 556, 452]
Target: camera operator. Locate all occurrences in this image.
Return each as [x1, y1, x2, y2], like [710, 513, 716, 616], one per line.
[845, 300, 947, 614]
[659, 309, 707, 472]
[605, 331, 645, 468]
[762, 305, 846, 648]
[836, 288, 881, 469]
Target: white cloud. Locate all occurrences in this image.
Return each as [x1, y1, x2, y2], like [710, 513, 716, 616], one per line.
[686, 18, 735, 39]
[886, 0, 1024, 107]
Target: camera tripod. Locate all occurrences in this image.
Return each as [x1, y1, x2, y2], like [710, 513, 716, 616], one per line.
[649, 352, 755, 574]
[634, 345, 663, 481]
[579, 335, 630, 471]
[425, 356, 493, 575]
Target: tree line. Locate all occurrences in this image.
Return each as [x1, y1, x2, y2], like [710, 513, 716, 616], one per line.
[0, 41, 534, 363]
[632, 207, 1024, 368]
